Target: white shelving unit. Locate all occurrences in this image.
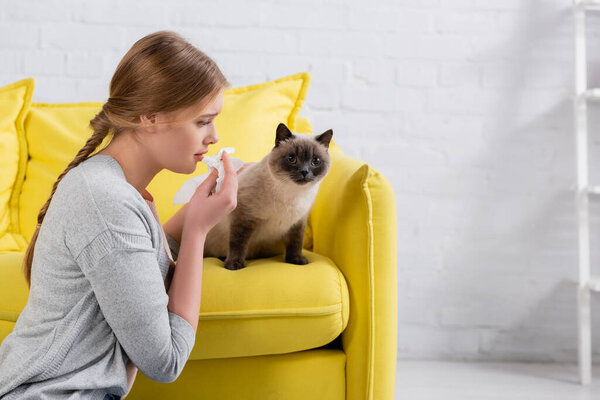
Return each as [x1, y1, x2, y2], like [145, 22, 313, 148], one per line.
[573, 0, 600, 386]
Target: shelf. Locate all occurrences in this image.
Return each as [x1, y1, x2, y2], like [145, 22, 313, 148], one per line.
[588, 277, 600, 292]
[579, 185, 600, 197]
[583, 89, 600, 101]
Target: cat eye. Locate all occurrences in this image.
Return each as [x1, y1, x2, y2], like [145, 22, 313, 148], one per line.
[287, 155, 297, 163]
[311, 157, 321, 166]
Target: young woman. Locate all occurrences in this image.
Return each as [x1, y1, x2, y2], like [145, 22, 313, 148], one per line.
[0, 30, 246, 400]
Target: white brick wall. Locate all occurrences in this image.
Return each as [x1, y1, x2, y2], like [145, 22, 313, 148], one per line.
[0, 0, 594, 363]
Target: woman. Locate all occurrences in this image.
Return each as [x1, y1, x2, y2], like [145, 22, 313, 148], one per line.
[0, 30, 244, 399]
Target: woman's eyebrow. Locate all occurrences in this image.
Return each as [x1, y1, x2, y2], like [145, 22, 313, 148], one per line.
[197, 112, 219, 118]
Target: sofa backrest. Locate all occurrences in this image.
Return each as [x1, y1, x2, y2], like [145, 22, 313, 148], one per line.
[0, 72, 331, 252]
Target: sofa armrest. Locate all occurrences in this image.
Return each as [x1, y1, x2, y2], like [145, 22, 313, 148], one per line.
[308, 145, 398, 400]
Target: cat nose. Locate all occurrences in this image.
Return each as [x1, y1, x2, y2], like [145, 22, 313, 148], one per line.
[301, 170, 309, 177]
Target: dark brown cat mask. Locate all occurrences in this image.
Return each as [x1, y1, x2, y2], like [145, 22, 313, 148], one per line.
[269, 123, 333, 186]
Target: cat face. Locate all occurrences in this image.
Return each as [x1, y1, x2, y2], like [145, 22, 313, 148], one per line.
[268, 123, 333, 186]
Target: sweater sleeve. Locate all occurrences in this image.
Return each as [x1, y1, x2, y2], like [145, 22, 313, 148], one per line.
[65, 172, 197, 383]
[74, 228, 196, 383]
[63, 163, 197, 383]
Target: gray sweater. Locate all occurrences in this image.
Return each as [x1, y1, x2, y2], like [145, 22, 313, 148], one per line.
[0, 154, 195, 399]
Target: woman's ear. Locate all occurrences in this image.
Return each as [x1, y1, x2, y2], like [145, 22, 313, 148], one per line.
[140, 114, 157, 126]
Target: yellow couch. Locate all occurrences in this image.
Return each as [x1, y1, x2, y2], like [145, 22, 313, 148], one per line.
[0, 72, 398, 399]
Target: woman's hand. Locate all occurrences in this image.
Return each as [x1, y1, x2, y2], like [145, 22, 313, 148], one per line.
[182, 152, 238, 237]
[163, 159, 254, 246]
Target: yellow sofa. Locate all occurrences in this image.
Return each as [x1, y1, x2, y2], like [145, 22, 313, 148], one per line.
[0, 72, 398, 399]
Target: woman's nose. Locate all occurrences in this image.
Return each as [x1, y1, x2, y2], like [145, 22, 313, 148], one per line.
[205, 127, 219, 145]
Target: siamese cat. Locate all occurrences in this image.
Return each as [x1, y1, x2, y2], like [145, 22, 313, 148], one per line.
[204, 122, 333, 270]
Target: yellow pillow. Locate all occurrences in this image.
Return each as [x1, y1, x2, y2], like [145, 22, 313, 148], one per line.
[0, 79, 34, 252]
[16, 72, 313, 245]
[19, 102, 109, 242]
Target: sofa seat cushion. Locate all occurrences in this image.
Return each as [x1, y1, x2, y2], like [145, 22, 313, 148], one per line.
[192, 250, 349, 360]
[0, 250, 349, 360]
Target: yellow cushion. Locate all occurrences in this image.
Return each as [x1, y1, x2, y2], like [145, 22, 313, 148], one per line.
[0, 253, 29, 324]
[0, 79, 34, 252]
[191, 251, 348, 359]
[16, 72, 313, 244]
[19, 102, 111, 243]
[0, 250, 349, 359]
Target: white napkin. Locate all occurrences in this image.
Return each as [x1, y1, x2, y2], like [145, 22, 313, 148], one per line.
[173, 147, 245, 205]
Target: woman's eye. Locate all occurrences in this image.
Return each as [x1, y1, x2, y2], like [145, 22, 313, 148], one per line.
[287, 155, 296, 163]
[197, 120, 211, 126]
[311, 157, 321, 166]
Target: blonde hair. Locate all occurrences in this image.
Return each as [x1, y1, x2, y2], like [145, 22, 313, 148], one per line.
[23, 30, 230, 287]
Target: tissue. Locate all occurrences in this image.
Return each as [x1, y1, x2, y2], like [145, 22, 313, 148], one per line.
[173, 147, 245, 205]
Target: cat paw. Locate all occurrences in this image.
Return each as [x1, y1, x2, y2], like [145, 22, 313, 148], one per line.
[285, 254, 309, 265]
[223, 258, 246, 270]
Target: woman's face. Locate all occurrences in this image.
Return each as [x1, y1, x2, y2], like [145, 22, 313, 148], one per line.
[146, 90, 223, 174]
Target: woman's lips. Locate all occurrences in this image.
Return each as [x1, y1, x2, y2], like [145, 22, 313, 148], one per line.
[194, 154, 204, 161]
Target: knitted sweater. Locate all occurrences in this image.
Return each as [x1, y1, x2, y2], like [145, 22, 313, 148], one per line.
[0, 154, 194, 399]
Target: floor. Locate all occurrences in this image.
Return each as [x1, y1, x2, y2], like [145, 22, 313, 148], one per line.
[395, 360, 600, 399]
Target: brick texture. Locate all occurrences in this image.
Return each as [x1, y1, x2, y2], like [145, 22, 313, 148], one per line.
[0, 0, 591, 363]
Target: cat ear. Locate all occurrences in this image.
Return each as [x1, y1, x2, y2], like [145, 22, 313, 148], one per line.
[275, 123, 294, 147]
[315, 129, 333, 150]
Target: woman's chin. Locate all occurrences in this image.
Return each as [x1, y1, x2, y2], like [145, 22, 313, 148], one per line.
[169, 163, 196, 175]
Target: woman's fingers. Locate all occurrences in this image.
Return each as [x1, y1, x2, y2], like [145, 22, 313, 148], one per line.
[220, 152, 236, 188]
[219, 152, 238, 207]
[197, 169, 218, 197]
[221, 151, 233, 171]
